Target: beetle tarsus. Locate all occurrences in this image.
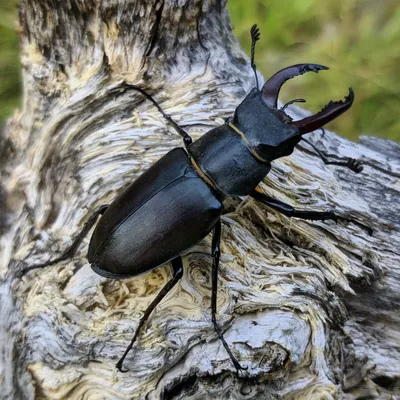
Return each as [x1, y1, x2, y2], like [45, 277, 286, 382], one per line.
[337, 216, 373, 236]
[212, 314, 247, 372]
[116, 361, 129, 373]
[301, 138, 364, 173]
[346, 158, 363, 173]
[210, 220, 247, 372]
[115, 257, 184, 371]
[234, 359, 249, 372]
[251, 190, 372, 235]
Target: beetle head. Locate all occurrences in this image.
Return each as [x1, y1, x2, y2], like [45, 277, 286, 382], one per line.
[231, 64, 354, 163]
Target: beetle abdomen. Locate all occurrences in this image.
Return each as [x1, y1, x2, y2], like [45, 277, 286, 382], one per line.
[88, 148, 223, 277]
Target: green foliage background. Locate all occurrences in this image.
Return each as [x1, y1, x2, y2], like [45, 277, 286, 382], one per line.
[0, 0, 20, 122]
[1, 0, 399, 142]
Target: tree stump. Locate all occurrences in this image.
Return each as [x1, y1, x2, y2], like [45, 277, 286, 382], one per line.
[1, 1, 399, 399]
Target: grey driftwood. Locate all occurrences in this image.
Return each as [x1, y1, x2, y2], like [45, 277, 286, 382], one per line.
[0, 0, 399, 399]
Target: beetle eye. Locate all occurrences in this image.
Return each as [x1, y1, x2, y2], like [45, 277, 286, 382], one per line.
[225, 116, 233, 123]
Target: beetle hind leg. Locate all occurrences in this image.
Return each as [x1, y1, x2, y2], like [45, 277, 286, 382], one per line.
[211, 220, 247, 373]
[116, 256, 184, 373]
[20, 204, 109, 277]
[251, 190, 372, 235]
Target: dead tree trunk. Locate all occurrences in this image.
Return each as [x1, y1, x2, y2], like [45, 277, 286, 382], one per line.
[1, 1, 399, 399]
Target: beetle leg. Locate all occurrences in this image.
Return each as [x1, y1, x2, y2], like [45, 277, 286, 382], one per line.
[250, 190, 372, 235]
[20, 205, 109, 277]
[124, 84, 193, 151]
[301, 138, 363, 173]
[211, 220, 247, 372]
[116, 256, 184, 373]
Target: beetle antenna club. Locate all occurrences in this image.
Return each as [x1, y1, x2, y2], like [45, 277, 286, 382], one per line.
[23, 25, 370, 374]
[250, 24, 260, 89]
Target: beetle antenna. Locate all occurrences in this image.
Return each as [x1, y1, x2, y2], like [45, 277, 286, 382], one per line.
[250, 24, 260, 89]
[281, 98, 306, 111]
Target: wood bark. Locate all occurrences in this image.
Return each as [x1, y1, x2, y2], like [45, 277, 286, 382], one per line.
[0, 0, 399, 399]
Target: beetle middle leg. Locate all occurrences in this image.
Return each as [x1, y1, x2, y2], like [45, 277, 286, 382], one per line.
[116, 256, 184, 373]
[301, 137, 363, 173]
[251, 189, 372, 235]
[211, 220, 247, 372]
[20, 204, 109, 276]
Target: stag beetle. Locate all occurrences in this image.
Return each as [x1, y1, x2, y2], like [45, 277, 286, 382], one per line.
[23, 25, 368, 373]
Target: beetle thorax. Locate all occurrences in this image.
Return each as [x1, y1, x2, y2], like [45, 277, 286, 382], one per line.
[232, 88, 301, 162]
[189, 89, 302, 197]
[189, 124, 271, 197]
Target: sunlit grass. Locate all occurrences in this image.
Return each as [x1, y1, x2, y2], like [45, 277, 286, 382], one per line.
[0, 0, 20, 122]
[0, 1, 399, 142]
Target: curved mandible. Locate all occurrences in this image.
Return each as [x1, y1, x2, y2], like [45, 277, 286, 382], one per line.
[291, 88, 354, 134]
[261, 64, 328, 108]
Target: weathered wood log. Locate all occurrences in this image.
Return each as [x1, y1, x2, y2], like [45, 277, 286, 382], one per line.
[1, 1, 399, 399]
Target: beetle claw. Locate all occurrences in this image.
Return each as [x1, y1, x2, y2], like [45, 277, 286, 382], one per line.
[338, 215, 373, 236]
[347, 158, 363, 173]
[233, 361, 248, 374]
[116, 361, 129, 373]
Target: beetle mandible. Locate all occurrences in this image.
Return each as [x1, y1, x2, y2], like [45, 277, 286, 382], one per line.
[23, 25, 368, 373]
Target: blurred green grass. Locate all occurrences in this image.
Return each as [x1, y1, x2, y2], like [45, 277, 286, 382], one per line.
[0, 0, 399, 142]
[0, 0, 20, 122]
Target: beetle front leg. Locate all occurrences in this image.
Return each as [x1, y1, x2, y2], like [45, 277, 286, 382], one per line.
[116, 256, 184, 373]
[211, 220, 247, 373]
[251, 190, 372, 235]
[20, 204, 109, 276]
[301, 138, 363, 173]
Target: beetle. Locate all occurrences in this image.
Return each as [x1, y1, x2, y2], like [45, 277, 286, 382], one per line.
[23, 25, 368, 373]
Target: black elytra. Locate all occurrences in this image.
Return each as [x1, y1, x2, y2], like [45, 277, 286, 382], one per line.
[23, 25, 370, 373]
